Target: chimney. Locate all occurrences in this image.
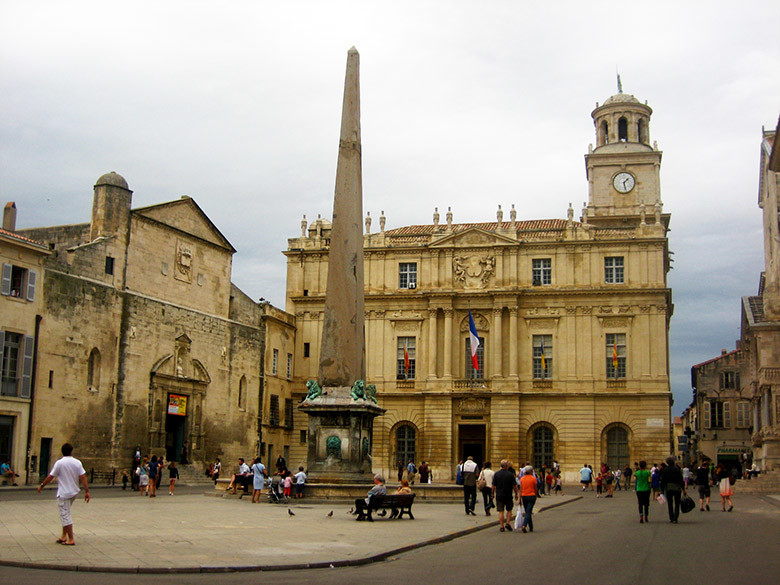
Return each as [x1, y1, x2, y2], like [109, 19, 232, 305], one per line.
[721, 349, 727, 356]
[3, 202, 16, 231]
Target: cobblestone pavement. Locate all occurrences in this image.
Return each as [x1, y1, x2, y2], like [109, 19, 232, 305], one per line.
[0, 489, 578, 572]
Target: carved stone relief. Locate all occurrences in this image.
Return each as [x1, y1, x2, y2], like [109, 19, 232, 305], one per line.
[175, 240, 193, 283]
[460, 313, 489, 332]
[457, 397, 488, 413]
[453, 254, 495, 289]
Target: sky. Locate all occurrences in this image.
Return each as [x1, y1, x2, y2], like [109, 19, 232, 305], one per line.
[2, 1, 779, 416]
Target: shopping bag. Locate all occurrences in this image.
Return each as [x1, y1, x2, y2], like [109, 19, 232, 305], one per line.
[656, 493, 666, 505]
[680, 495, 695, 513]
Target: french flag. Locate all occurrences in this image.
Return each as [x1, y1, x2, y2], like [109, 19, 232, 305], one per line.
[468, 310, 480, 372]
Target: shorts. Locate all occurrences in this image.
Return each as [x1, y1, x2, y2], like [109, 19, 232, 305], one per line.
[596, 485, 603, 493]
[57, 496, 77, 527]
[697, 484, 711, 498]
[495, 497, 514, 512]
[295, 483, 305, 495]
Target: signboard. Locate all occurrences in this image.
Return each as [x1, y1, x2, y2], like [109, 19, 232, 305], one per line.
[168, 394, 187, 416]
[646, 418, 665, 428]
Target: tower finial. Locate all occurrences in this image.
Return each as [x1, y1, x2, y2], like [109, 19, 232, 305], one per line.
[617, 72, 623, 94]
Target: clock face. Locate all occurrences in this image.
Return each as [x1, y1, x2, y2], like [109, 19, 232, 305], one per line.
[613, 172, 635, 193]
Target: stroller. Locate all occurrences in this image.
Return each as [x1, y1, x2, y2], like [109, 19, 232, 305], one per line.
[268, 475, 288, 504]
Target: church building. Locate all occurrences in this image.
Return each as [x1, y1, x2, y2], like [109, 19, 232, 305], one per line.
[285, 89, 674, 482]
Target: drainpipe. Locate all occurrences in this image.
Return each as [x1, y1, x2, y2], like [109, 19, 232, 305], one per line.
[25, 314, 42, 485]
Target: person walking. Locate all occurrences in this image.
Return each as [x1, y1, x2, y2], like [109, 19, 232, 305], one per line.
[138, 457, 150, 496]
[579, 463, 593, 491]
[418, 461, 430, 484]
[148, 455, 159, 498]
[180, 440, 188, 464]
[650, 463, 661, 501]
[716, 463, 734, 512]
[634, 460, 651, 523]
[251, 457, 267, 503]
[623, 464, 633, 490]
[519, 465, 539, 533]
[660, 457, 686, 523]
[477, 461, 495, 515]
[461, 456, 479, 516]
[37, 443, 90, 546]
[695, 459, 711, 511]
[492, 460, 518, 532]
[168, 461, 179, 495]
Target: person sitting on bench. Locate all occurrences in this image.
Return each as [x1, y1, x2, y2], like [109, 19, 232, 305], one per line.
[354, 474, 386, 520]
[226, 457, 251, 494]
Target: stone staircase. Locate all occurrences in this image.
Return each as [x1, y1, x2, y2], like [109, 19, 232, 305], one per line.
[176, 463, 214, 487]
[734, 471, 780, 494]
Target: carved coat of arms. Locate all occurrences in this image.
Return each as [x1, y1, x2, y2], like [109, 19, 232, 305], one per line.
[453, 254, 495, 289]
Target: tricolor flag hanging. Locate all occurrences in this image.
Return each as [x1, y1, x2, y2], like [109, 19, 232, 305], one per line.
[403, 341, 411, 374]
[540, 337, 547, 373]
[468, 310, 480, 372]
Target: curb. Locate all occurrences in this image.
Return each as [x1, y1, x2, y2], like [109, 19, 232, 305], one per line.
[0, 496, 581, 574]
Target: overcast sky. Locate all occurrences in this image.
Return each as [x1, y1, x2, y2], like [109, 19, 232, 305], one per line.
[2, 1, 779, 416]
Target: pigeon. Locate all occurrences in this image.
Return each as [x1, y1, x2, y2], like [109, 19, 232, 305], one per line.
[348, 507, 354, 515]
[327, 510, 333, 517]
[288, 508, 295, 517]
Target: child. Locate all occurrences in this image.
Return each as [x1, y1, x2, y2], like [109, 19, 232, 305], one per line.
[294, 466, 307, 499]
[545, 472, 554, 495]
[168, 461, 179, 495]
[596, 473, 603, 497]
[283, 473, 293, 498]
[121, 470, 129, 490]
[554, 475, 563, 495]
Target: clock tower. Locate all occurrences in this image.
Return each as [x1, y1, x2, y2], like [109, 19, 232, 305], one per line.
[585, 85, 664, 226]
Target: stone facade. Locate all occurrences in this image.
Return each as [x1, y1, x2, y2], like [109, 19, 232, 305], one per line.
[689, 349, 753, 471]
[742, 118, 780, 471]
[1, 204, 51, 484]
[16, 174, 295, 482]
[285, 91, 674, 483]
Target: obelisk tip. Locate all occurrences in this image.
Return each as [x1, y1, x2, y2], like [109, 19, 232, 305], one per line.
[348, 46, 359, 54]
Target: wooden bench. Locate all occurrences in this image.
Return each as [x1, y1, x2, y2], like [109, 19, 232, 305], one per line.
[365, 493, 416, 521]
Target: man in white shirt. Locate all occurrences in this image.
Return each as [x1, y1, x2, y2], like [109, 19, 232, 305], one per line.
[462, 456, 479, 516]
[37, 443, 90, 546]
[226, 457, 251, 494]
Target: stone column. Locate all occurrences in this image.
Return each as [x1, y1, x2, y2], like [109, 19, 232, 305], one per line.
[492, 307, 502, 378]
[444, 309, 453, 379]
[427, 308, 437, 380]
[508, 306, 518, 378]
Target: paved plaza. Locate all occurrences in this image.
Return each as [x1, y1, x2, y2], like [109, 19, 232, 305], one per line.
[0, 486, 576, 572]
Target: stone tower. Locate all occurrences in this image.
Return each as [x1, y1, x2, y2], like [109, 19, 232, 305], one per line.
[585, 85, 663, 222]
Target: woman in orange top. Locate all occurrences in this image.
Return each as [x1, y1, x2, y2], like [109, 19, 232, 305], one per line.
[519, 465, 539, 533]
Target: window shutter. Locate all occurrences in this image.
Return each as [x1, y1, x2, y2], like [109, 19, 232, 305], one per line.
[719, 373, 724, 391]
[0, 331, 5, 364]
[723, 401, 731, 428]
[26, 269, 37, 301]
[703, 402, 711, 429]
[20, 335, 34, 399]
[1, 263, 11, 296]
[735, 372, 740, 391]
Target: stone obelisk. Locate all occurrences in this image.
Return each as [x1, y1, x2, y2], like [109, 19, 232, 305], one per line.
[318, 46, 366, 386]
[299, 47, 383, 483]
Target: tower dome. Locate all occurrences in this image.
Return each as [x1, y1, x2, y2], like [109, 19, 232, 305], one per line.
[95, 171, 129, 190]
[591, 90, 653, 150]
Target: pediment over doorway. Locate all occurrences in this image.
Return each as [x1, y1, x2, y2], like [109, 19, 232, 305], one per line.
[151, 354, 210, 384]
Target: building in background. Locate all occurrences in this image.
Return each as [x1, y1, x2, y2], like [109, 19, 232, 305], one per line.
[16, 173, 295, 482]
[286, 89, 674, 482]
[1, 203, 51, 484]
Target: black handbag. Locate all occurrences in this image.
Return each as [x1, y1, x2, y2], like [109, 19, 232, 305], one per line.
[681, 494, 695, 514]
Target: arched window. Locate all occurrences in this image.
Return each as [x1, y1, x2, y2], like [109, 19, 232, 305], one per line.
[238, 375, 247, 410]
[606, 426, 629, 471]
[532, 425, 554, 470]
[637, 118, 647, 144]
[87, 348, 101, 391]
[395, 424, 416, 466]
[600, 121, 609, 146]
[618, 117, 628, 141]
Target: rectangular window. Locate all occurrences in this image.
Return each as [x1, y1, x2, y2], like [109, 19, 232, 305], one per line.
[721, 371, 739, 390]
[1, 332, 22, 396]
[465, 336, 485, 379]
[709, 401, 725, 428]
[105, 256, 115, 275]
[398, 263, 417, 289]
[287, 353, 292, 379]
[736, 401, 751, 428]
[284, 398, 294, 428]
[303, 342, 310, 358]
[269, 395, 280, 426]
[300, 430, 307, 444]
[1, 263, 36, 301]
[396, 337, 416, 380]
[604, 257, 625, 284]
[532, 258, 552, 286]
[606, 333, 626, 379]
[532, 335, 553, 379]
[272, 349, 278, 375]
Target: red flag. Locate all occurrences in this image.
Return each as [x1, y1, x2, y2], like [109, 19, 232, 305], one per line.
[612, 341, 618, 369]
[404, 342, 410, 374]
